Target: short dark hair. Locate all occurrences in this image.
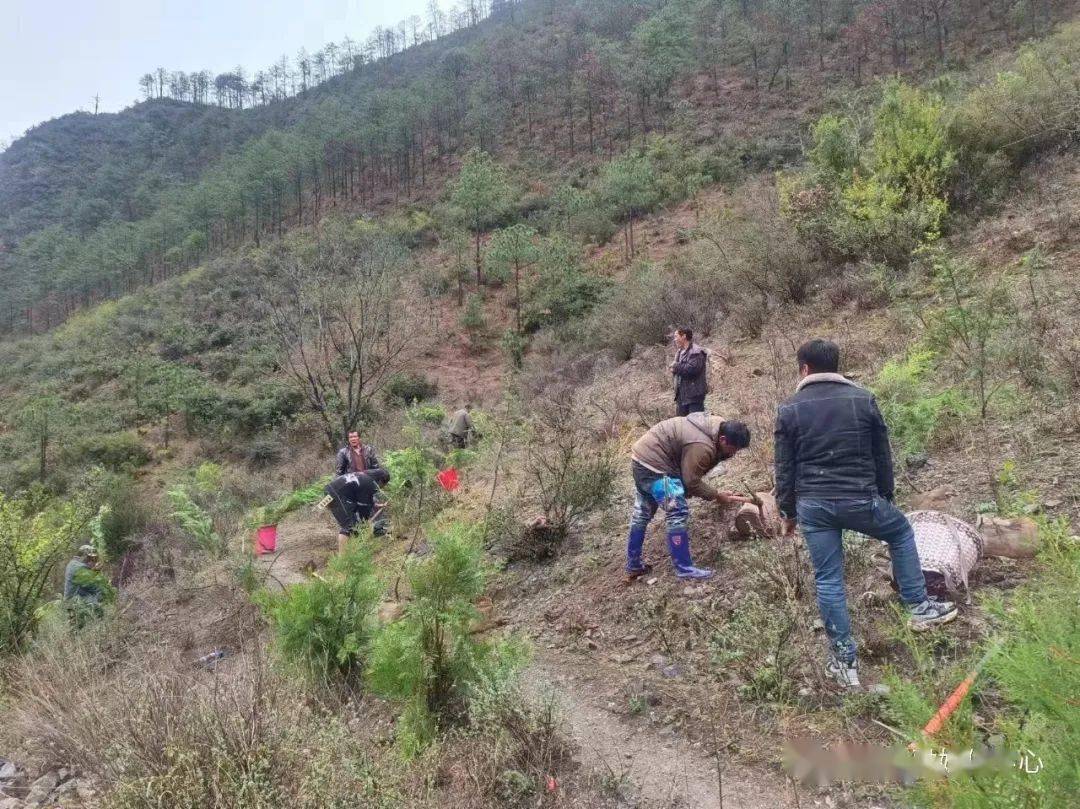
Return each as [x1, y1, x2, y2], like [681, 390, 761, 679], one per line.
[720, 421, 751, 449]
[797, 339, 840, 374]
[347, 430, 360, 437]
[676, 328, 693, 342]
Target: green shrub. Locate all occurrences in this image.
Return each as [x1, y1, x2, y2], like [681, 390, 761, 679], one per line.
[245, 434, 284, 468]
[921, 249, 1019, 423]
[872, 350, 971, 457]
[166, 486, 225, 557]
[407, 403, 446, 426]
[386, 208, 439, 248]
[383, 447, 443, 538]
[0, 492, 89, 654]
[384, 372, 439, 405]
[193, 461, 224, 492]
[233, 384, 302, 434]
[593, 257, 725, 358]
[526, 393, 617, 540]
[74, 431, 150, 472]
[445, 447, 479, 470]
[885, 518, 1080, 807]
[461, 294, 487, 335]
[566, 202, 619, 244]
[951, 23, 1080, 167]
[690, 178, 818, 334]
[259, 538, 381, 686]
[782, 81, 955, 269]
[500, 329, 527, 369]
[522, 239, 606, 334]
[367, 522, 527, 757]
[87, 472, 147, 561]
[482, 503, 525, 554]
[808, 114, 860, 183]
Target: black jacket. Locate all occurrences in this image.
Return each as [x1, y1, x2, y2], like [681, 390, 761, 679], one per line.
[672, 344, 708, 405]
[774, 374, 895, 519]
[326, 473, 379, 533]
[335, 444, 390, 485]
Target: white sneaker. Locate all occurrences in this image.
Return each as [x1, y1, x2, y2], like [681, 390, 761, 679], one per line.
[908, 598, 958, 632]
[825, 656, 862, 690]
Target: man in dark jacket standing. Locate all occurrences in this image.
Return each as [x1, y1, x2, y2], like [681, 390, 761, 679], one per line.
[671, 328, 708, 416]
[774, 340, 957, 689]
[336, 430, 390, 484]
[627, 413, 752, 580]
[334, 430, 390, 538]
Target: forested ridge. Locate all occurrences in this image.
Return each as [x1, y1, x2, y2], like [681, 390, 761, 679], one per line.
[3, 0, 1075, 332]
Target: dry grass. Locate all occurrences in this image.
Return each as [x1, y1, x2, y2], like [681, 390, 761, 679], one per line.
[0, 562, 608, 809]
[3, 609, 406, 809]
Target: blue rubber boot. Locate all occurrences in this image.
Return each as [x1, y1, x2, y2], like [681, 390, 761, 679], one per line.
[625, 524, 651, 575]
[667, 528, 713, 579]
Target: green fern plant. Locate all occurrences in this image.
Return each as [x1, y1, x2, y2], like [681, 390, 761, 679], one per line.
[167, 486, 225, 557]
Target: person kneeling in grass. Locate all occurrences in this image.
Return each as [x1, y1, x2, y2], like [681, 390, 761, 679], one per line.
[64, 544, 106, 627]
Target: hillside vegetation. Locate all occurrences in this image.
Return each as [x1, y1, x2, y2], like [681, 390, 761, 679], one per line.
[1, 2, 1079, 808]
[4, 0, 1078, 330]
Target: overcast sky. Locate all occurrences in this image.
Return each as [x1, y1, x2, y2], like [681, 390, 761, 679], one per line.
[1, 0, 431, 147]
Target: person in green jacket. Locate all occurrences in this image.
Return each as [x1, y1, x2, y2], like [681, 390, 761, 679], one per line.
[448, 404, 474, 448]
[64, 544, 105, 626]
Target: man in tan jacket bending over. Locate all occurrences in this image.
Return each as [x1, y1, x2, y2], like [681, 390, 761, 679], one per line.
[627, 413, 752, 580]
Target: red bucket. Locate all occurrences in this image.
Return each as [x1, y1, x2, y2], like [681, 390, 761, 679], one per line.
[255, 524, 277, 555]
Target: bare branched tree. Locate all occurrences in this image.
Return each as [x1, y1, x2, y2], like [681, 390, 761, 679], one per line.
[526, 389, 616, 539]
[260, 228, 429, 447]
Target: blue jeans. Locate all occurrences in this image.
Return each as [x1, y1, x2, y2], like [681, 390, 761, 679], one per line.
[797, 497, 927, 664]
[630, 462, 690, 532]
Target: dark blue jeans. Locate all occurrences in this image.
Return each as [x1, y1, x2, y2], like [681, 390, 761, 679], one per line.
[797, 497, 927, 664]
[676, 399, 705, 417]
[630, 462, 690, 532]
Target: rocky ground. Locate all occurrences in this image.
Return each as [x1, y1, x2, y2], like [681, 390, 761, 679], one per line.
[0, 763, 95, 809]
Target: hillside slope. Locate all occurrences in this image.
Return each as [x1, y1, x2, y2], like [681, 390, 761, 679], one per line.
[4, 0, 1076, 331]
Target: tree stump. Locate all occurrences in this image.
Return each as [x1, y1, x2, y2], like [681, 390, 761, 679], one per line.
[733, 492, 783, 539]
[976, 515, 1040, 558]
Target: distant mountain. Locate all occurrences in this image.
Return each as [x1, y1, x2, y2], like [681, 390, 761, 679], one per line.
[3, 0, 1075, 332]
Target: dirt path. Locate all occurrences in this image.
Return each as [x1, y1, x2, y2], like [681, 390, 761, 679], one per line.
[525, 658, 797, 809]
[255, 512, 337, 590]
[257, 505, 798, 808]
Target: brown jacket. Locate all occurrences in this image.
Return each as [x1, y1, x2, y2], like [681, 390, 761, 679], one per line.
[631, 412, 726, 500]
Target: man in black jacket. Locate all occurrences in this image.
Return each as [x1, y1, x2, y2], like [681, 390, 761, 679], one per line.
[335, 430, 389, 484]
[334, 430, 390, 540]
[671, 328, 708, 416]
[774, 340, 956, 689]
[325, 472, 385, 554]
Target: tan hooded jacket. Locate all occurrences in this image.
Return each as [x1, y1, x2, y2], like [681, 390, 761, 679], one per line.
[631, 412, 727, 500]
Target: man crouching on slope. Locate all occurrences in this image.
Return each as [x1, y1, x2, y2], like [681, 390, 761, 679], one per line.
[627, 413, 752, 580]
